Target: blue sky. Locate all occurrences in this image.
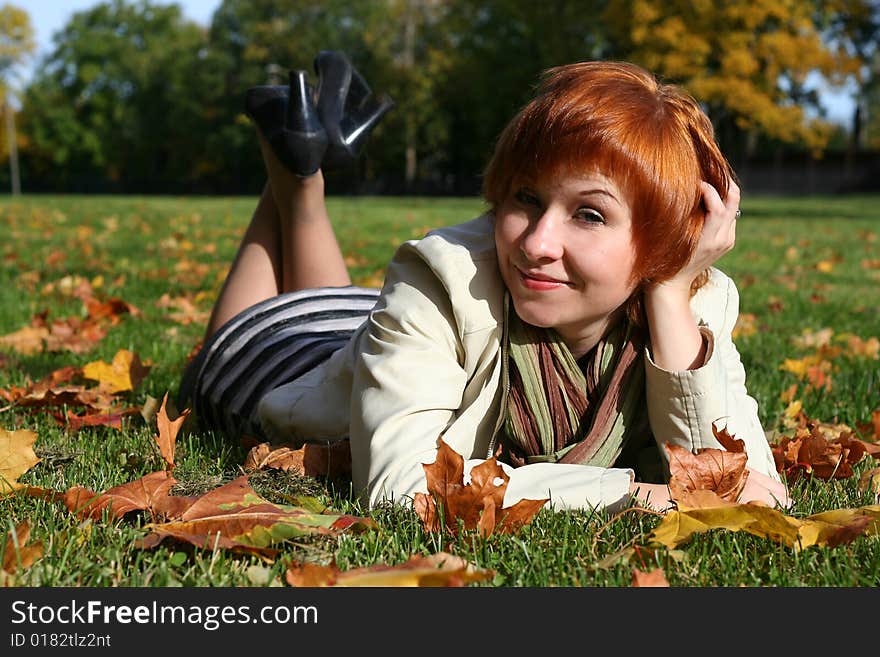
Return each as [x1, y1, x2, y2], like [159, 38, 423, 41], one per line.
[17, 0, 857, 128]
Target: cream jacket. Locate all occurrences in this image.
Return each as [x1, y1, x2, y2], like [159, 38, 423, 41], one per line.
[258, 213, 780, 512]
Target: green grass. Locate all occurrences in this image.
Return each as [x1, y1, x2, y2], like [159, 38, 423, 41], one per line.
[1, 192, 879, 587]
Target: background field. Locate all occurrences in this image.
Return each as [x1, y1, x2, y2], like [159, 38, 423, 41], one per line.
[1, 192, 879, 587]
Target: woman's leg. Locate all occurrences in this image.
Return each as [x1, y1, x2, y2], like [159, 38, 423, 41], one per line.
[204, 131, 351, 339]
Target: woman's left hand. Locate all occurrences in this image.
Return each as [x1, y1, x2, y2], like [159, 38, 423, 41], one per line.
[658, 179, 741, 295]
[642, 180, 740, 371]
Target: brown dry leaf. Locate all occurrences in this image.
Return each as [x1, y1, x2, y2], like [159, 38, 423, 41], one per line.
[648, 502, 880, 551]
[0, 429, 40, 496]
[1, 521, 43, 586]
[82, 295, 141, 323]
[155, 293, 210, 326]
[0, 325, 49, 355]
[53, 407, 143, 432]
[42, 314, 108, 353]
[81, 349, 151, 393]
[771, 417, 867, 481]
[243, 440, 352, 479]
[413, 437, 547, 536]
[244, 443, 305, 473]
[155, 392, 188, 471]
[285, 552, 494, 587]
[664, 435, 749, 505]
[631, 567, 670, 587]
[64, 470, 185, 521]
[135, 475, 375, 558]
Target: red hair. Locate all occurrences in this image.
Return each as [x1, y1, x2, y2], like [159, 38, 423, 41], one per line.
[483, 61, 736, 323]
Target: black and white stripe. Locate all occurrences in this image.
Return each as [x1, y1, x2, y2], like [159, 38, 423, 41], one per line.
[177, 285, 380, 441]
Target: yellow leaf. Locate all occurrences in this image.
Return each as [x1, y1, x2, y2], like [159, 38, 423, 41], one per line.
[648, 502, 880, 551]
[0, 430, 40, 496]
[81, 349, 151, 393]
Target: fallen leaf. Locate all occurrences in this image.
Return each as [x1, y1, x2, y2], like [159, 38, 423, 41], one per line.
[53, 407, 142, 432]
[285, 552, 494, 587]
[631, 567, 670, 587]
[648, 502, 880, 551]
[244, 443, 305, 473]
[0, 429, 40, 496]
[243, 440, 352, 479]
[664, 436, 749, 505]
[771, 418, 867, 480]
[1, 521, 43, 586]
[0, 325, 49, 355]
[64, 470, 185, 521]
[81, 349, 151, 393]
[135, 475, 375, 557]
[155, 392, 188, 470]
[413, 438, 547, 536]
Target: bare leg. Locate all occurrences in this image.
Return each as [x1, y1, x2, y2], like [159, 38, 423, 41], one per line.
[204, 131, 351, 340]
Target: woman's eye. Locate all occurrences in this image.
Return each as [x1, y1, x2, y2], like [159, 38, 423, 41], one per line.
[575, 208, 605, 224]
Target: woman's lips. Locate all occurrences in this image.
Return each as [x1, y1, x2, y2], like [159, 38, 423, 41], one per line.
[517, 268, 569, 291]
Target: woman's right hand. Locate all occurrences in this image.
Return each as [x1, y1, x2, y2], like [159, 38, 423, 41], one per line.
[630, 467, 791, 513]
[738, 467, 791, 509]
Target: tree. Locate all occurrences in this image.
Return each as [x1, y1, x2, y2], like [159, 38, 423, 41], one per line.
[819, 0, 880, 150]
[602, 0, 862, 158]
[434, 0, 610, 192]
[20, 0, 209, 192]
[0, 3, 34, 195]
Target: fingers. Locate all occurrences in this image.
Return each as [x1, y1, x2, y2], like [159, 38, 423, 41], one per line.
[699, 179, 739, 252]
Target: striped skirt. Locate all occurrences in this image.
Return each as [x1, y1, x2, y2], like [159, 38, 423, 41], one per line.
[176, 285, 381, 442]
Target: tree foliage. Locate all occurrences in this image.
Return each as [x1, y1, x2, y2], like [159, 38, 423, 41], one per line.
[601, 0, 862, 156]
[8, 0, 878, 193]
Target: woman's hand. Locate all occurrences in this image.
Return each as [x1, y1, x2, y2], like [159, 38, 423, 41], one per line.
[629, 467, 791, 514]
[642, 179, 741, 371]
[738, 467, 792, 509]
[656, 179, 741, 296]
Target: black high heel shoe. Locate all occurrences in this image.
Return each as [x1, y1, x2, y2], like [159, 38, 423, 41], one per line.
[313, 50, 395, 171]
[244, 69, 328, 177]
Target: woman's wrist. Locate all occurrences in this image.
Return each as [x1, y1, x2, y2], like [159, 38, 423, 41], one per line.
[629, 481, 673, 511]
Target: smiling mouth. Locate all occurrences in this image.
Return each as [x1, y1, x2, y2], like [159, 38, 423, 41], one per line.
[516, 267, 569, 289]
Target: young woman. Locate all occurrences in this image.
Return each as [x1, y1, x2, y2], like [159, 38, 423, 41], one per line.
[178, 52, 789, 514]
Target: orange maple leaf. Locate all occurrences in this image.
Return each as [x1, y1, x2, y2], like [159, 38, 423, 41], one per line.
[155, 392, 188, 471]
[413, 438, 547, 536]
[243, 440, 352, 479]
[1, 521, 44, 585]
[134, 475, 375, 558]
[64, 470, 187, 521]
[771, 418, 867, 481]
[631, 567, 670, 587]
[664, 421, 750, 507]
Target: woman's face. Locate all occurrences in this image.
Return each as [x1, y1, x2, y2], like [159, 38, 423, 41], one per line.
[493, 171, 639, 358]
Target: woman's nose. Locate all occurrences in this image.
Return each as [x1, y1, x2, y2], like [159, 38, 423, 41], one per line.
[520, 211, 564, 262]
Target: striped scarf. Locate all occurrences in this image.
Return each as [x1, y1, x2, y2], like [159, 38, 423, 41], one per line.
[500, 309, 648, 467]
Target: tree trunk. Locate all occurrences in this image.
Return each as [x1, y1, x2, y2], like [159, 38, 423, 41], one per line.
[5, 99, 20, 196]
[403, 0, 417, 190]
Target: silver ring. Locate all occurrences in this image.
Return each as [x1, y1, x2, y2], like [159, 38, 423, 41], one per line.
[734, 209, 741, 219]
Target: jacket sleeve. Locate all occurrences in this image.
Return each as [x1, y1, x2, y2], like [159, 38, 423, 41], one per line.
[349, 245, 636, 512]
[643, 269, 780, 480]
